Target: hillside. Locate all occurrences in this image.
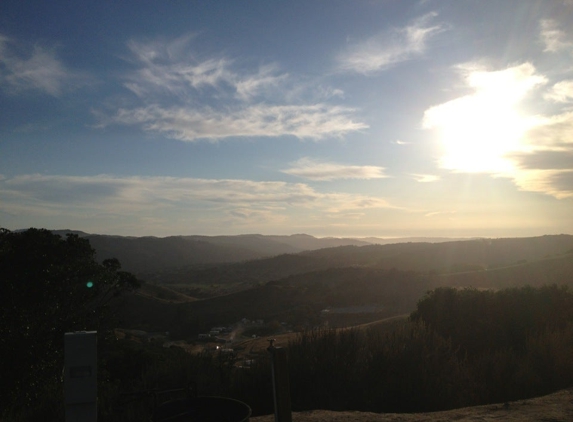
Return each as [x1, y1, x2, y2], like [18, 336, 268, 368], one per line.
[251, 388, 573, 422]
[49, 230, 492, 275]
[145, 235, 573, 296]
[302, 235, 573, 272]
[50, 232, 376, 273]
[438, 252, 573, 290]
[116, 247, 573, 337]
[138, 253, 333, 294]
[115, 266, 430, 335]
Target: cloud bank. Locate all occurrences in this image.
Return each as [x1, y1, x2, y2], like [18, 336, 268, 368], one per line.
[0, 174, 394, 228]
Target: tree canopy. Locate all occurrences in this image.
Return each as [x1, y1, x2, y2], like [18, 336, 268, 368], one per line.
[0, 228, 140, 417]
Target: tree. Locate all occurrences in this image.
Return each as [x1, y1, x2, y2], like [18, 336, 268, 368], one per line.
[0, 228, 140, 417]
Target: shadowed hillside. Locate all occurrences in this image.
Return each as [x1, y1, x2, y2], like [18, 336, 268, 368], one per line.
[52, 232, 379, 273]
[438, 252, 573, 289]
[117, 243, 573, 338]
[303, 235, 573, 272]
[50, 231, 496, 275]
[143, 235, 573, 296]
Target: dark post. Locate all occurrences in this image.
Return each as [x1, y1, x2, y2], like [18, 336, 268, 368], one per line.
[267, 339, 292, 422]
[64, 331, 97, 422]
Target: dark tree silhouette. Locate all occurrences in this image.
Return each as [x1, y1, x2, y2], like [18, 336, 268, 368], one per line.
[0, 228, 140, 417]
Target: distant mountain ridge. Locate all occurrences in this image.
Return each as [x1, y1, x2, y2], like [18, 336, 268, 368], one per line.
[46, 230, 573, 275]
[46, 230, 473, 273]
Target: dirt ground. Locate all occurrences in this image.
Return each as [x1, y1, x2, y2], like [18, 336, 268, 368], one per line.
[251, 388, 573, 422]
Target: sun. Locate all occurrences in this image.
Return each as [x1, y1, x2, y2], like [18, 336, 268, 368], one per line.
[423, 63, 545, 174]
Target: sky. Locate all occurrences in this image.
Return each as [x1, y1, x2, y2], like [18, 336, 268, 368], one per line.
[1, 0, 572, 238]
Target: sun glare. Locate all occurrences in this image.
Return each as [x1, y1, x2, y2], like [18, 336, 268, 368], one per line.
[424, 63, 546, 174]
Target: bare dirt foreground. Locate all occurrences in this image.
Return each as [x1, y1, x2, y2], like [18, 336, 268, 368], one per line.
[251, 388, 573, 422]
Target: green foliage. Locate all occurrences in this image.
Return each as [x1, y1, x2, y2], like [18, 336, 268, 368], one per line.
[0, 228, 140, 419]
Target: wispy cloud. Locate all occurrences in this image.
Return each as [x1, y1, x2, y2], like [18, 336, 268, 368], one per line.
[0, 174, 394, 224]
[337, 12, 444, 74]
[325, 194, 392, 212]
[425, 210, 456, 218]
[539, 19, 573, 53]
[394, 139, 411, 145]
[281, 157, 388, 181]
[0, 35, 83, 96]
[124, 35, 288, 101]
[103, 35, 366, 141]
[227, 207, 288, 225]
[111, 103, 366, 141]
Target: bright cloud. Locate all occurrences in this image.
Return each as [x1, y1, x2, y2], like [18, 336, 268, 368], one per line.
[111, 103, 367, 141]
[0, 35, 81, 96]
[511, 169, 573, 199]
[337, 12, 444, 74]
[282, 157, 387, 181]
[520, 111, 573, 151]
[412, 174, 440, 183]
[545, 80, 573, 103]
[510, 112, 573, 198]
[394, 140, 411, 145]
[424, 62, 573, 199]
[423, 62, 546, 173]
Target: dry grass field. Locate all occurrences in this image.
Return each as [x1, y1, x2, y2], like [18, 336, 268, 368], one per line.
[252, 388, 573, 422]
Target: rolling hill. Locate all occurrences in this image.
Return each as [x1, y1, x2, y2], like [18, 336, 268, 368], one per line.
[143, 235, 573, 294]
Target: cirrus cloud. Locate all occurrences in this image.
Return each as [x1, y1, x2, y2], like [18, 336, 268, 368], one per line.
[337, 12, 445, 74]
[0, 34, 85, 96]
[111, 103, 367, 141]
[100, 35, 367, 141]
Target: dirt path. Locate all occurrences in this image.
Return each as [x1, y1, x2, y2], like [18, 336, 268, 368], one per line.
[252, 388, 573, 421]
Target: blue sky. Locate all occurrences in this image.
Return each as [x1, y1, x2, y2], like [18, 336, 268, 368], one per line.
[1, 0, 572, 238]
